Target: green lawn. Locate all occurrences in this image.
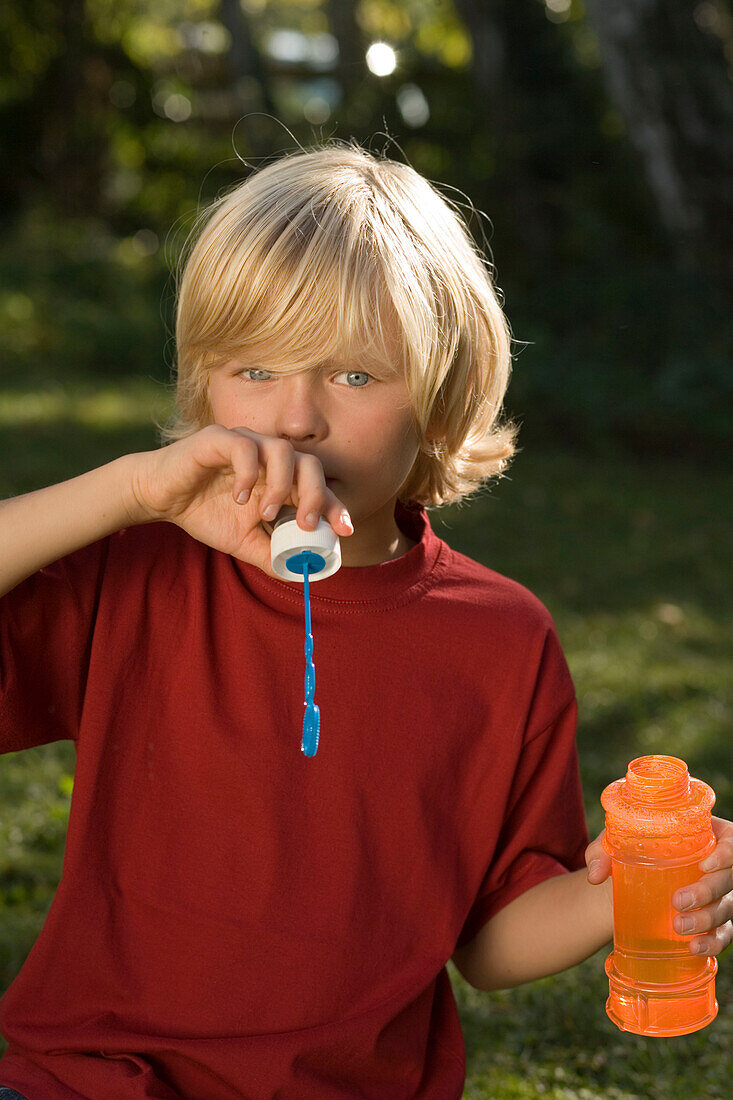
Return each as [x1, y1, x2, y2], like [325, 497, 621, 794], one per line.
[1, 376, 731, 1098]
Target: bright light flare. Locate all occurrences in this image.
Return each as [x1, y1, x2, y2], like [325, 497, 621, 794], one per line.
[366, 42, 397, 77]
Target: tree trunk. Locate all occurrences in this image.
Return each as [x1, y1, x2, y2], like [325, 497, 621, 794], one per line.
[585, 0, 733, 295]
[218, 0, 280, 157]
[33, 0, 109, 217]
[325, 0, 367, 103]
[451, 0, 554, 260]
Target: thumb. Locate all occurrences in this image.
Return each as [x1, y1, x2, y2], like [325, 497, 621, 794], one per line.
[586, 829, 612, 883]
[587, 853, 612, 883]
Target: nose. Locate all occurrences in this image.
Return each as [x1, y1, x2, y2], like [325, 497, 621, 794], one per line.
[275, 376, 328, 444]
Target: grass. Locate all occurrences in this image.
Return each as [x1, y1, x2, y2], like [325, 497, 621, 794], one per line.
[0, 375, 731, 1097]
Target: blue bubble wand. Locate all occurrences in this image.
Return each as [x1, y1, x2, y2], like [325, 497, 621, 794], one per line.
[284, 548, 324, 757]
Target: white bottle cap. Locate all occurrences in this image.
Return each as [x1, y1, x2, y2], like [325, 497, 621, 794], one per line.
[267, 505, 341, 582]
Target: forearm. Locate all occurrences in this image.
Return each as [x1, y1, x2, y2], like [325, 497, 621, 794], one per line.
[476, 869, 614, 992]
[0, 453, 143, 598]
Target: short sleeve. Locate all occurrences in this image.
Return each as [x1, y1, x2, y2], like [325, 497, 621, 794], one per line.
[456, 688, 590, 951]
[0, 536, 110, 755]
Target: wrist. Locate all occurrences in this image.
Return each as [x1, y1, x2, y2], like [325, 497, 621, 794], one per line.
[117, 451, 157, 527]
[590, 871, 615, 945]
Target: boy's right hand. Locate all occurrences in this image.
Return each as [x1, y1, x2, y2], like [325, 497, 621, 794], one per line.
[128, 425, 353, 580]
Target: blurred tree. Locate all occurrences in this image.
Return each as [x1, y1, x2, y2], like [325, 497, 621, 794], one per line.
[0, 0, 729, 450]
[218, 0, 279, 140]
[585, 0, 733, 295]
[325, 0, 368, 104]
[0, 0, 147, 221]
[452, 0, 554, 259]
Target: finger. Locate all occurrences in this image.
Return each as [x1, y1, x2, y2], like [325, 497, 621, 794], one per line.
[585, 831, 611, 882]
[256, 439, 295, 522]
[228, 433, 262, 505]
[584, 829, 606, 863]
[295, 455, 353, 535]
[587, 860, 611, 883]
[674, 867, 733, 912]
[674, 886, 733, 933]
[686, 919, 733, 957]
[293, 453, 324, 530]
[700, 830, 733, 873]
[711, 815, 733, 843]
[225, 427, 264, 504]
[327, 488, 354, 535]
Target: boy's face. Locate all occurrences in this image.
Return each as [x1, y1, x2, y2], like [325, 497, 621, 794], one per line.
[206, 349, 423, 567]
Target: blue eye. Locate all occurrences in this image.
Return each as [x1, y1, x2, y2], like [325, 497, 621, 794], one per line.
[240, 369, 372, 387]
[336, 371, 372, 388]
[241, 369, 272, 382]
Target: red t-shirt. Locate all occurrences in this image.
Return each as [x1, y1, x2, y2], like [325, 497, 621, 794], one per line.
[0, 499, 589, 1099]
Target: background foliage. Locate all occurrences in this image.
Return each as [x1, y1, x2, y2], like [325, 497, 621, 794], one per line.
[1, 0, 731, 453]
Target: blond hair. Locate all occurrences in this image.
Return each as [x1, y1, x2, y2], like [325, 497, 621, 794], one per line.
[156, 138, 520, 508]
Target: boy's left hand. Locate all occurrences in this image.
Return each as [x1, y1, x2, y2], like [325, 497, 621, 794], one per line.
[585, 815, 733, 957]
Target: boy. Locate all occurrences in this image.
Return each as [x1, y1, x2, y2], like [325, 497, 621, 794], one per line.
[1, 141, 730, 1099]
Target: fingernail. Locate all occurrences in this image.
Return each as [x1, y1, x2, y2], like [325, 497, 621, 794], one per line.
[677, 890, 694, 910]
[237, 489, 250, 504]
[340, 511, 353, 531]
[678, 917, 694, 933]
[588, 860, 601, 881]
[700, 855, 717, 872]
[306, 512, 319, 528]
[693, 942, 707, 954]
[262, 503, 278, 520]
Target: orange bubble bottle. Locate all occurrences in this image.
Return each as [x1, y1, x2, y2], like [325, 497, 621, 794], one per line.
[601, 754, 718, 1036]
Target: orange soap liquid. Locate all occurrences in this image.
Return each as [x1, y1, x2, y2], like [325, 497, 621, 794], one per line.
[601, 755, 718, 1037]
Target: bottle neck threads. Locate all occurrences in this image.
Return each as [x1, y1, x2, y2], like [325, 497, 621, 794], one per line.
[624, 755, 691, 804]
